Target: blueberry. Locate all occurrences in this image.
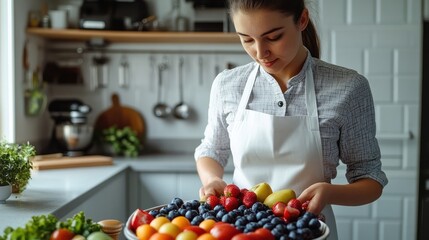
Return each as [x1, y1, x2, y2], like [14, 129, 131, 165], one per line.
[149, 209, 159, 217]
[279, 236, 290, 240]
[171, 197, 184, 207]
[297, 228, 314, 239]
[190, 199, 201, 209]
[263, 222, 276, 230]
[251, 202, 266, 212]
[216, 209, 228, 221]
[246, 213, 257, 222]
[221, 214, 234, 223]
[243, 208, 253, 215]
[185, 209, 199, 220]
[178, 208, 187, 216]
[191, 215, 204, 225]
[296, 218, 308, 228]
[234, 217, 248, 227]
[288, 230, 303, 240]
[246, 222, 260, 231]
[214, 205, 225, 212]
[271, 216, 284, 225]
[256, 211, 269, 221]
[238, 205, 247, 212]
[166, 203, 178, 211]
[167, 210, 180, 220]
[286, 222, 297, 231]
[202, 211, 216, 219]
[308, 218, 321, 229]
[271, 228, 284, 238]
[183, 201, 193, 209]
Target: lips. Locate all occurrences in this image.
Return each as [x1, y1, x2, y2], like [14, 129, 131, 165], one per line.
[260, 58, 277, 67]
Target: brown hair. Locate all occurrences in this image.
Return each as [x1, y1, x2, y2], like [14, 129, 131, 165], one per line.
[228, 0, 320, 59]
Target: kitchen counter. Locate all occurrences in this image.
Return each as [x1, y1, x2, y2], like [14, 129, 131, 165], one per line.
[0, 153, 233, 231]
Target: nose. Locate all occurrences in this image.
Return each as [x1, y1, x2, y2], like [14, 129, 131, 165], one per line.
[255, 42, 270, 59]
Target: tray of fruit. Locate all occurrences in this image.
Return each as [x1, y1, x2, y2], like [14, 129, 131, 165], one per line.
[124, 183, 329, 240]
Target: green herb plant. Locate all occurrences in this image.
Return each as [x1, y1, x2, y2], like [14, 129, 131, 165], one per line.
[0, 140, 36, 193]
[0, 211, 101, 240]
[100, 126, 142, 157]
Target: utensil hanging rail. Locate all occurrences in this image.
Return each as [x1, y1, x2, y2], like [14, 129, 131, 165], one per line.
[376, 131, 414, 140]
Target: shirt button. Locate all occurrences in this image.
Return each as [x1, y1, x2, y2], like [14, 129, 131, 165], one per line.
[277, 101, 284, 107]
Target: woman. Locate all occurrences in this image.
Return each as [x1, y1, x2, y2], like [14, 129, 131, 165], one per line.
[194, 0, 388, 238]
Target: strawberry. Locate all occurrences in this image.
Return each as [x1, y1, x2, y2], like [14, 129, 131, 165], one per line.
[271, 201, 286, 217]
[224, 184, 241, 198]
[287, 198, 303, 214]
[240, 188, 249, 201]
[219, 195, 227, 207]
[206, 195, 220, 209]
[242, 191, 257, 208]
[224, 196, 239, 212]
[301, 200, 310, 212]
[283, 205, 301, 223]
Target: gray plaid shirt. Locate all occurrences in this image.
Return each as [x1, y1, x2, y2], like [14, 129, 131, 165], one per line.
[195, 54, 388, 187]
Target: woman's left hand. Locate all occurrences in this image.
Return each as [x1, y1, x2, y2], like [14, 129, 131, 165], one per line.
[297, 182, 332, 215]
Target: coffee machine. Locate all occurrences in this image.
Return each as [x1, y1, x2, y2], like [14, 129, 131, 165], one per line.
[46, 99, 93, 156]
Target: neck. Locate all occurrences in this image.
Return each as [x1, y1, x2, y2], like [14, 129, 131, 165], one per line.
[275, 47, 308, 92]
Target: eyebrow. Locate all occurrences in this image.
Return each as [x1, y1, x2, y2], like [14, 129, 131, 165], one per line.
[237, 27, 284, 37]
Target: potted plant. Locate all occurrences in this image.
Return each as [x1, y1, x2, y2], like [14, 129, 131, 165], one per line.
[0, 140, 36, 199]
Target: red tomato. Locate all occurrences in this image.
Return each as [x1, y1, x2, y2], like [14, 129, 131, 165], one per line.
[130, 209, 154, 231]
[183, 226, 207, 236]
[50, 229, 75, 240]
[253, 228, 275, 240]
[210, 223, 241, 240]
[231, 233, 253, 240]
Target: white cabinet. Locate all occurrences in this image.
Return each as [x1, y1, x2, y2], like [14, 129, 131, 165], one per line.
[59, 171, 128, 223]
[129, 170, 233, 210]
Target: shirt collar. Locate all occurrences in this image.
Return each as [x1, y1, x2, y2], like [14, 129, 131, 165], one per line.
[257, 49, 313, 88]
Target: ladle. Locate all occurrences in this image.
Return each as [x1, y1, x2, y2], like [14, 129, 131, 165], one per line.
[173, 57, 191, 119]
[153, 61, 171, 118]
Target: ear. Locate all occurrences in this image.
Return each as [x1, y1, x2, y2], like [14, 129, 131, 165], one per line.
[298, 8, 310, 31]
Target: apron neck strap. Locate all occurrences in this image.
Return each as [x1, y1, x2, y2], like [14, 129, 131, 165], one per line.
[235, 59, 319, 121]
[235, 64, 259, 122]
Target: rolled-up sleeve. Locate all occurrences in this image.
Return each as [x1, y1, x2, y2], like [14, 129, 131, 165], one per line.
[194, 72, 231, 168]
[339, 74, 388, 187]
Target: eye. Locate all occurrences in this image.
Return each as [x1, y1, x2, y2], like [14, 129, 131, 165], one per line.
[267, 34, 282, 41]
[241, 38, 253, 43]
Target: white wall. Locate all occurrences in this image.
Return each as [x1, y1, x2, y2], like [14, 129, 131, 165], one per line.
[317, 0, 422, 239]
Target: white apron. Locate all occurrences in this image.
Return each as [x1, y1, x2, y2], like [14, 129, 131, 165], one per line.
[230, 62, 338, 239]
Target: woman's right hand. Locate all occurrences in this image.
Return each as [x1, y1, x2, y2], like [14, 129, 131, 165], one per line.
[199, 177, 227, 200]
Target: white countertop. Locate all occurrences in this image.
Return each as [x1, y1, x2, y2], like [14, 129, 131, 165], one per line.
[0, 153, 233, 231]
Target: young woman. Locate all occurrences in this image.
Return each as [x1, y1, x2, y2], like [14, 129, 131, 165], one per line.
[194, 1, 388, 238]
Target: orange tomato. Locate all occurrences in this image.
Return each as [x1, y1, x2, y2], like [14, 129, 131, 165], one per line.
[136, 224, 157, 240]
[198, 219, 216, 232]
[171, 216, 191, 230]
[149, 216, 170, 231]
[196, 233, 217, 240]
[158, 222, 181, 238]
[148, 232, 174, 240]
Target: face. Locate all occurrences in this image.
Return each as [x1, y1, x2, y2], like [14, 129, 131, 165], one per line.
[232, 9, 308, 79]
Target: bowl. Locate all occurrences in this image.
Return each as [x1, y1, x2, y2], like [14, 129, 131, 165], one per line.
[123, 205, 330, 240]
[55, 123, 94, 152]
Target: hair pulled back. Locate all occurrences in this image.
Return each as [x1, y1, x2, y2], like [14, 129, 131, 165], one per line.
[228, 0, 320, 59]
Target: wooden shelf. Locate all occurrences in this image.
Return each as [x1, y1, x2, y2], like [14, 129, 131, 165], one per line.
[26, 28, 240, 43]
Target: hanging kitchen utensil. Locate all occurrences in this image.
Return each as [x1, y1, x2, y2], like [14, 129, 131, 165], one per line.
[92, 55, 109, 88]
[94, 93, 146, 141]
[118, 55, 129, 88]
[173, 57, 191, 120]
[153, 60, 171, 118]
